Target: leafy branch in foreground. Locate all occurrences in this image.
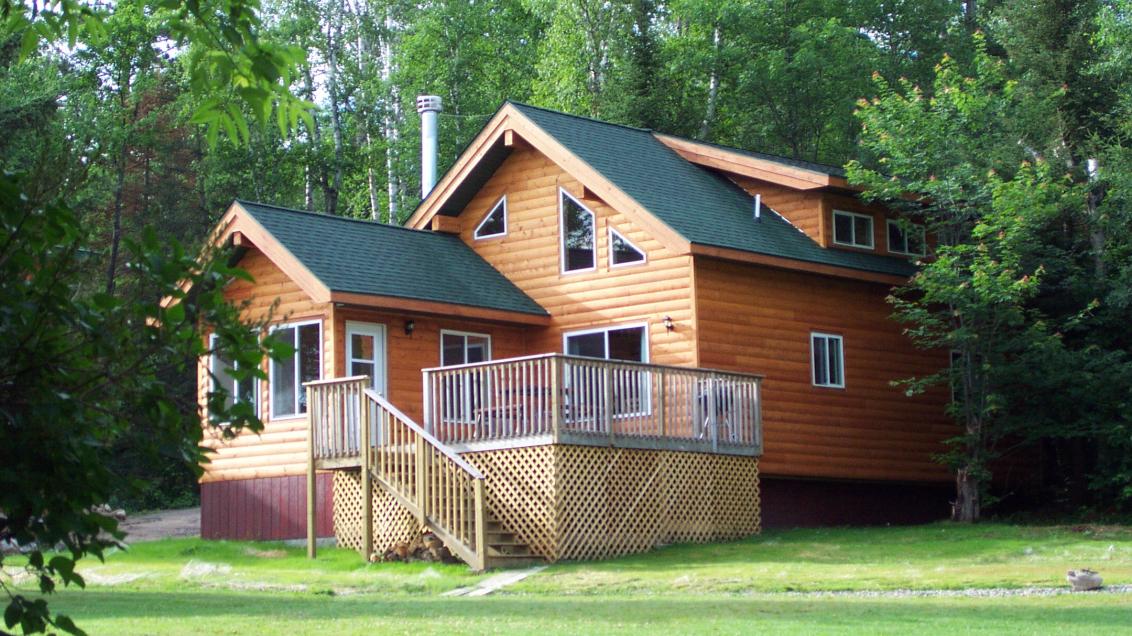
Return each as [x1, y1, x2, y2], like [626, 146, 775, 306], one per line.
[0, 172, 286, 635]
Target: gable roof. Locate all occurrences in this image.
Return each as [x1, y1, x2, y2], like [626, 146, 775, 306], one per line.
[232, 201, 548, 320]
[508, 103, 914, 278]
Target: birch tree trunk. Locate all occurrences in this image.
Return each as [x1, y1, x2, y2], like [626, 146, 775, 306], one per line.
[325, 13, 344, 216]
[380, 7, 401, 224]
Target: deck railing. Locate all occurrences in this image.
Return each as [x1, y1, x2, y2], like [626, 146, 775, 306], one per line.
[422, 353, 763, 456]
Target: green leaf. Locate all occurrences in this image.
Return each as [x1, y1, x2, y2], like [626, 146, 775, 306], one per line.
[54, 614, 88, 636]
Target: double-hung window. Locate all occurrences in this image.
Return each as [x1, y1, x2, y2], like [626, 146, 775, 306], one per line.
[833, 210, 874, 249]
[811, 332, 844, 388]
[269, 320, 321, 418]
[208, 333, 258, 423]
[560, 188, 596, 273]
[886, 219, 926, 256]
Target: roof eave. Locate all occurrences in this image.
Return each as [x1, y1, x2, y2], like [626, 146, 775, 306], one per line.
[329, 290, 551, 326]
[690, 243, 912, 286]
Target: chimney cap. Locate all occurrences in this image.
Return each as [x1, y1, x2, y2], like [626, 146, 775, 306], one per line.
[416, 95, 443, 114]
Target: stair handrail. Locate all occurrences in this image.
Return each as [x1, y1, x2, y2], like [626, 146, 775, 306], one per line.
[362, 388, 487, 571]
[363, 389, 484, 479]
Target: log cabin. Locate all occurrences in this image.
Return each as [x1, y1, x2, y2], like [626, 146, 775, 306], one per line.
[198, 100, 955, 568]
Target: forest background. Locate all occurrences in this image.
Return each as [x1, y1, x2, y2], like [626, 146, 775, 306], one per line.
[3, 0, 1132, 518]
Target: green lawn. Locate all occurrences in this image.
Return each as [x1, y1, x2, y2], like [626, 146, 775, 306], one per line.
[6, 523, 1132, 635]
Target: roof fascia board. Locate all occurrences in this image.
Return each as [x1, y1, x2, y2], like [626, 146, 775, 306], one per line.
[690, 243, 910, 286]
[220, 202, 333, 303]
[407, 107, 511, 230]
[329, 291, 551, 326]
[655, 134, 850, 191]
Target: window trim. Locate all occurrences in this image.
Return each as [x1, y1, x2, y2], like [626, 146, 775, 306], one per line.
[559, 187, 597, 275]
[886, 219, 926, 256]
[832, 209, 875, 250]
[608, 226, 647, 269]
[267, 318, 323, 420]
[207, 332, 260, 423]
[439, 329, 493, 367]
[810, 331, 845, 389]
[561, 322, 650, 363]
[345, 320, 387, 396]
[473, 195, 508, 240]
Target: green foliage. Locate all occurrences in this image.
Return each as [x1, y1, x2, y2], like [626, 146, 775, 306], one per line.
[0, 172, 283, 634]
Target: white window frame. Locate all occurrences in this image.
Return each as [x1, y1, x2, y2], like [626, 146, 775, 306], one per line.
[608, 226, 646, 269]
[559, 187, 597, 275]
[439, 330, 493, 425]
[886, 219, 926, 256]
[561, 323, 651, 362]
[562, 323, 651, 418]
[268, 319, 322, 420]
[439, 329, 493, 366]
[345, 321, 387, 396]
[810, 331, 845, 389]
[473, 195, 508, 240]
[207, 332, 259, 423]
[832, 209, 875, 249]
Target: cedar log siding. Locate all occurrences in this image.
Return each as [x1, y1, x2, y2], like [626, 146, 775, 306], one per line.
[198, 247, 532, 539]
[731, 175, 827, 247]
[453, 147, 696, 365]
[692, 256, 953, 483]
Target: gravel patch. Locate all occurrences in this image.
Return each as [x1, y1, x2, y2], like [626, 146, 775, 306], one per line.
[774, 584, 1132, 599]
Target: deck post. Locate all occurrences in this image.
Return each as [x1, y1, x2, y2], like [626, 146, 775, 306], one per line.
[473, 479, 487, 572]
[306, 385, 317, 559]
[603, 366, 614, 445]
[709, 374, 718, 453]
[656, 368, 666, 437]
[550, 356, 562, 443]
[415, 436, 427, 524]
[360, 384, 373, 561]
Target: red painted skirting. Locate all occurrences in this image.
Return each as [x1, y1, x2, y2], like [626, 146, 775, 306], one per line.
[200, 474, 334, 540]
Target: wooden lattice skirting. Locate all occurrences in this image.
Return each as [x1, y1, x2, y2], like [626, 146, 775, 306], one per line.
[464, 445, 760, 562]
[332, 445, 760, 563]
[332, 470, 421, 556]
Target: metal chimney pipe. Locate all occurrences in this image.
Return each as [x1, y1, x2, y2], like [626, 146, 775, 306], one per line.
[416, 95, 443, 198]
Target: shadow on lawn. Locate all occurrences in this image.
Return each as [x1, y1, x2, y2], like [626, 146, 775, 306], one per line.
[48, 590, 1132, 631]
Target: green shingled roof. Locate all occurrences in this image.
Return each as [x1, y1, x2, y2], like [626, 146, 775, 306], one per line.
[509, 102, 914, 278]
[238, 201, 547, 316]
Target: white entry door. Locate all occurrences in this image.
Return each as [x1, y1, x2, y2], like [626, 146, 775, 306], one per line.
[346, 321, 387, 395]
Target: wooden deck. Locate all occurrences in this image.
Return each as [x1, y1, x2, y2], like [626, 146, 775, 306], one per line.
[304, 355, 763, 568]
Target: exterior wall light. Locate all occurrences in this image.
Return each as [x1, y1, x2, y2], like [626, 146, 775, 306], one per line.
[663, 316, 674, 332]
[404, 320, 415, 337]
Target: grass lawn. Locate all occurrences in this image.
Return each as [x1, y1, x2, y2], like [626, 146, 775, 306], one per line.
[6, 523, 1132, 634]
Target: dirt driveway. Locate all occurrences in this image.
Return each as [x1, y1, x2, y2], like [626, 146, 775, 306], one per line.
[119, 507, 200, 542]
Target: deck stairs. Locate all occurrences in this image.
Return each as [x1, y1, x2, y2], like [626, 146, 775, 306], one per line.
[306, 377, 541, 570]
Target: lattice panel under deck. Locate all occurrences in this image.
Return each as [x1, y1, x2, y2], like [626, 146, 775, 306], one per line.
[463, 445, 557, 560]
[332, 470, 420, 556]
[464, 445, 760, 563]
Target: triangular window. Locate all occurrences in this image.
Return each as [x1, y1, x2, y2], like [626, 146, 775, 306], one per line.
[609, 227, 646, 267]
[474, 196, 507, 239]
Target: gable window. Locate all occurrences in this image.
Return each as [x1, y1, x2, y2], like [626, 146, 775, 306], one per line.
[208, 333, 258, 423]
[833, 210, 874, 249]
[609, 227, 646, 267]
[269, 320, 321, 418]
[473, 196, 507, 239]
[887, 219, 926, 256]
[811, 332, 844, 388]
[560, 188, 595, 273]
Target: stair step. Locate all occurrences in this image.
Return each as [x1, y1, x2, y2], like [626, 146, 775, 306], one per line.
[486, 555, 545, 569]
[488, 545, 533, 558]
